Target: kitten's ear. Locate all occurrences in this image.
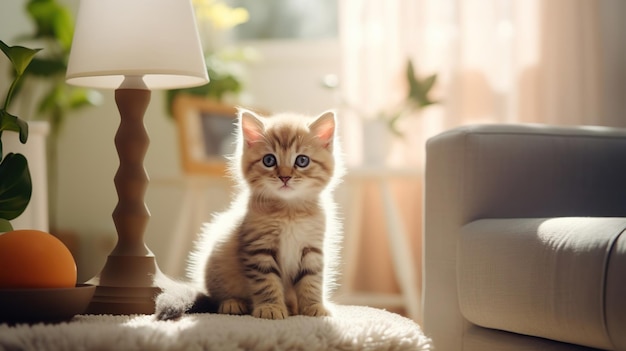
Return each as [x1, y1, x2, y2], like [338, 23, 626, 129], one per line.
[310, 111, 336, 149]
[239, 108, 265, 147]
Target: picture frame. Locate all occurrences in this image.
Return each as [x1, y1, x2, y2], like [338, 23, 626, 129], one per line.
[172, 95, 238, 175]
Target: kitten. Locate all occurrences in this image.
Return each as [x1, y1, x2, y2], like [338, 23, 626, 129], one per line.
[155, 109, 344, 320]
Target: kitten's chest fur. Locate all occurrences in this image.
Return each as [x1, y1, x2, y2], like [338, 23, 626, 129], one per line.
[243, 202, 325, 281]
[276, 216, 323, 279]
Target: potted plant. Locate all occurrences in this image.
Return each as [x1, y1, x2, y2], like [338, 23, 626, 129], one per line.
[385, 58, 438, 137]
[324, 58, 438, 137]
[0, 44, 87, 318]
[0, 40, 40, 232]
[11, 0, 101, 231]
[323, 58, 439, 165]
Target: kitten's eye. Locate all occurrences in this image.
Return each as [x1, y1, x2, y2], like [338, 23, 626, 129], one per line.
[262, 154, 277, 167]
[295, 155, 310, 168]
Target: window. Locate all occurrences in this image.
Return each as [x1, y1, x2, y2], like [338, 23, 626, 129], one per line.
[229, 0, 338, 40]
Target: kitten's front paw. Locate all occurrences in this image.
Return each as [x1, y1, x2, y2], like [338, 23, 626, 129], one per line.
[252, 304, 288, 320]
[300, 303, 331, 317]
[218, 298, 249, 315]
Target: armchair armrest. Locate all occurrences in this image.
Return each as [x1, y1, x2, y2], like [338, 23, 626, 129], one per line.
[423, 123, 626, 350]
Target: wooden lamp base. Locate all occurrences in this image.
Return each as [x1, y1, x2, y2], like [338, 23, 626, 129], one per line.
[86, 86, 163, 315]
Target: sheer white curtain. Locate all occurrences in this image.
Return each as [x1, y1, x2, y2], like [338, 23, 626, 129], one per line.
[339, 0, 619, 169]
[337, 0, 623, 317]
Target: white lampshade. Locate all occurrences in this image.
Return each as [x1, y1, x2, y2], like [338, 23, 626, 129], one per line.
[66, 0, 209, 90]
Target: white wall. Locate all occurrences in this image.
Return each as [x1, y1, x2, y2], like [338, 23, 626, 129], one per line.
[242, 39, 340, 114]
[0, 1, 29, 40]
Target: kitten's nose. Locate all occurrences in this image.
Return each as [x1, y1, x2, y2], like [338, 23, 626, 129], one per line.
[279, 176, 291, 184]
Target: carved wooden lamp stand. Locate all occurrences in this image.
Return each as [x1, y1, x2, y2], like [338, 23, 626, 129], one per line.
[65, 0, 208, 314]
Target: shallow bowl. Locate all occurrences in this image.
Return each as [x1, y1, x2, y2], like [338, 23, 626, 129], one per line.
[0, 284, 95, 324]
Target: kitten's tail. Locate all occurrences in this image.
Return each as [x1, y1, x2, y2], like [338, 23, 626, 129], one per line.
[154, 277, 219, 321]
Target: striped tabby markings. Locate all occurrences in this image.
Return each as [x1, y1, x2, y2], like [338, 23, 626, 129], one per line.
[243, 245, 289, 319]
[294, 246, 330, 317]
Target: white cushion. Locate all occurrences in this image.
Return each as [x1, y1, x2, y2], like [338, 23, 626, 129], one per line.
[458, 217, 626, 350]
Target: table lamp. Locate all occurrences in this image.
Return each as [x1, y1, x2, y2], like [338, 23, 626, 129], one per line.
[66, 0, 209, 314]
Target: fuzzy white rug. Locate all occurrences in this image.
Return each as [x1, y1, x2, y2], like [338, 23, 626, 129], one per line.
[0, 305, 432, 351]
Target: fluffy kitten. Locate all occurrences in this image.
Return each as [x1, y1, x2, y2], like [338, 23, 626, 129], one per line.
[155, 109, 344, 320]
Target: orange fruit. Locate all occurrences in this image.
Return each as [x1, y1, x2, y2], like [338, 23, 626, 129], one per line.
[0, 229, 77, 289]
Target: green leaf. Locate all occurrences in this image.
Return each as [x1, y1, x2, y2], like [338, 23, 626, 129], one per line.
[406, 59, 418, 95]
[27, 0, 57, 37]
[0, 218, 13, 232]
[25, 57, 67, 77]
[1, 41, 41, 111]
[0, 40, 42, 77]
[27, 0, 75, 51]
[37, 84, 63, 116]
[67, 88, 102, 109]
[51, 5, 74, 50]
[0, 110, 29, 144]
[405, 59, 438, 108]
[0, 153, 32, 221]
[387, 111, 405, 138]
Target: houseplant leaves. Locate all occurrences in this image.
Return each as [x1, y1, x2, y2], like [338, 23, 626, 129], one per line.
[0, 41, 39, 146]
[25, 0, 74, 50]
[0, 153, 32, 221]
[0, 111, 29, 149]
[387, 59, 439, 136]
[0, 41, 41, 78]
[1, 40, 38, 230]
[406, 59, 438, 109]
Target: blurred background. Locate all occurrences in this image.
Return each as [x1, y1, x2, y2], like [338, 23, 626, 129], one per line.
[1, 0, 625, 320]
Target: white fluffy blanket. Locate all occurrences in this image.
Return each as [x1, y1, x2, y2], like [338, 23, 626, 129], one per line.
[0, 305, 432, 351]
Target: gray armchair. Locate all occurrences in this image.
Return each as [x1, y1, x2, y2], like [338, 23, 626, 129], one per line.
[423, 124, 626, 351]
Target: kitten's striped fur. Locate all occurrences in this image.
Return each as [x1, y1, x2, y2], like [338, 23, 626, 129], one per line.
[155, 109, 343, 320]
